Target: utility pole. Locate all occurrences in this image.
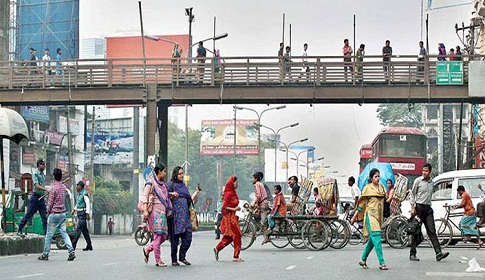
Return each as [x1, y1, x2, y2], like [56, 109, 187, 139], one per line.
[185, 7, 194, 188]
[132, 107, 140, 233]
[90, 107, 95, 186]
[66, 106, 75, 208]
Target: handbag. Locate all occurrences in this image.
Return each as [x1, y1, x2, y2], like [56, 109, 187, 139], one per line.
[189, 199, 199, 231]
[137, 183, 154, 213]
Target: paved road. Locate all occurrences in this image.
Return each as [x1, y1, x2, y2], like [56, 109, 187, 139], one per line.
[1, 232, 485, 280]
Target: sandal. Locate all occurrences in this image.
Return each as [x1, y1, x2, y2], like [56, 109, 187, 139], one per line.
[379, 265, 389, 270]
[156, 262, 167, 267]
[359, 261, 369, 269]
[172, 262, 180, 266]
[180, 259, 191, 265]
[214, 248, 219, 261]
[142, 248, 149, 265]
[233, 258, 244, 262]
[477, 241, 483, 250]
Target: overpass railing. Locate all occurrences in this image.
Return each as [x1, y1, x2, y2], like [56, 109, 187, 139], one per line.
[0, 55, 481, 89]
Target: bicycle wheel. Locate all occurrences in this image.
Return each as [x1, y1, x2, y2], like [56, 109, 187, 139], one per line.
[348, 222, 365, 245]
[385, 216, 411, 249]
[432, 218, 453, 248]
[270, 221, 290, 249]
[134, 228, 151, 246]
[239, 220, 256, 251]
[302, 219, 331, 251]
[329, 219, 351, 249]
[288, 220, 306, 249]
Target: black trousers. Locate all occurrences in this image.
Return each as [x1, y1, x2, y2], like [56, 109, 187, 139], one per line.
[72, 211, 92, 250]
[410, 204, 442, 256]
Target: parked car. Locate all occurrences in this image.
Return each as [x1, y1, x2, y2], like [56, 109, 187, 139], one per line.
[401, 169, 485, 241]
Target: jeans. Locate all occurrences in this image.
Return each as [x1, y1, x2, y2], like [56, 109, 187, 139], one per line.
[72, 211, 92, 250]
[18, 193, 47, 234]
[410, 204, 442, 256]
[42, 213, 74, 256]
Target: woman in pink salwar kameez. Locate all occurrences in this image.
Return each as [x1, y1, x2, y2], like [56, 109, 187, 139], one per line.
[142, 163, 172, 267]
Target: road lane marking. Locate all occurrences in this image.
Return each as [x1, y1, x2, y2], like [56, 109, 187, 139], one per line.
[286, 265, 296, 270]
[16, 273, 45, 279]
[103, 262, 120, 266]
[306, 256, 314, 260]
[426, 272, 485, 278]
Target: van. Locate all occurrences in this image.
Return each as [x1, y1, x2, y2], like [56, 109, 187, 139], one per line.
[401, 169, 485, 240]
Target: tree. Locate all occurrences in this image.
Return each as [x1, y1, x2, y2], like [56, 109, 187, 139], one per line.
[376, 104, 423, 128]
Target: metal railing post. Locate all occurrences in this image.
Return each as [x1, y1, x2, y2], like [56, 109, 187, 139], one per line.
[211, 57, 215, 86]
[246, 58, 250, 85]
[108, 59, 113, 87]
[316, 58, 321, 86]
[424, 56, 430, 85]
[8, 62, 13, 89]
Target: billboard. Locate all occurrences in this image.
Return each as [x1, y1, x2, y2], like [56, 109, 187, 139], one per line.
[200, 119, 259, 156]
[86, 130, 133, 165]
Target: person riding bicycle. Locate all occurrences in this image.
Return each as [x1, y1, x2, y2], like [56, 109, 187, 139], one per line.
[251, 172, 270, 232]
[453, 185, 483, 249]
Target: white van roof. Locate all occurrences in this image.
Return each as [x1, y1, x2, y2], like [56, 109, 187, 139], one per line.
[433, 169, 485, 181]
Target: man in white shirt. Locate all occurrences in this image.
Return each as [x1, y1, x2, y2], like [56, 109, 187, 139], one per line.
[298, 43, 310, 82]
[348, 176, 360, 208]
[41, 48, 52, 85]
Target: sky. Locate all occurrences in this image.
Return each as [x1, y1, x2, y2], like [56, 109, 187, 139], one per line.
[79, 0, 474, 180]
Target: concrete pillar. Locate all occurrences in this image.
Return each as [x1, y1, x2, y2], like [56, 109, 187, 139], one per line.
[157, 102, 169, 164]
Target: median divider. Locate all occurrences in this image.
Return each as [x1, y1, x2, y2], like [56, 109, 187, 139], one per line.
[0, 233, 44, 256]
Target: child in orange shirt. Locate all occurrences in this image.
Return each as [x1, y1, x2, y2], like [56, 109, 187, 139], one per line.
[262, 185, 286, 244]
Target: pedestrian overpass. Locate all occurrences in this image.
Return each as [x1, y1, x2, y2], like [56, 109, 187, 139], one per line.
[0, 54, 482, 162]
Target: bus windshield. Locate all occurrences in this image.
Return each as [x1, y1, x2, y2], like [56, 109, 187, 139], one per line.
[379, 134, 426, 158]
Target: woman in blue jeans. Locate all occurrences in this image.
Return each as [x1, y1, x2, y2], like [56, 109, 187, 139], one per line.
[168, 166, 201, 266]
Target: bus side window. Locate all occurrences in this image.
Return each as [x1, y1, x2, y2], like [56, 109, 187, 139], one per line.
[431, 180, 453, 201]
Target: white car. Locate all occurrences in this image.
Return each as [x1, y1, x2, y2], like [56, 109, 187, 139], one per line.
[401, 169, 485, 241]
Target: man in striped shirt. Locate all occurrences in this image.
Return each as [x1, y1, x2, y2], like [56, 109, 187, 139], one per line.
[38, 168, 75, 261]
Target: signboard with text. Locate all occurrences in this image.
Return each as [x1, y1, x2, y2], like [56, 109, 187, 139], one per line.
[200, 119, 259, 156]
[59, 116, 80, 136]
[436, 61, 463, 85]
[21, 106, 50, 123]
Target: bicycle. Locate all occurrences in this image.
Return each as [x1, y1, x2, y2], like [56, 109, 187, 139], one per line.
[434, 204, 483, 248]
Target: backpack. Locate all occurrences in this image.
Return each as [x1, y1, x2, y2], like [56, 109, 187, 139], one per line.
[263, 183, 274, 203]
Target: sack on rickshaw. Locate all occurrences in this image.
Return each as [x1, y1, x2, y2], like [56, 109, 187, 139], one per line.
[317, 177, 339, 216]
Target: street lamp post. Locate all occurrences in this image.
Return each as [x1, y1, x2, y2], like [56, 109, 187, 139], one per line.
[274, 138, 308, 180]
[234, 105, 286, 169]
[288, 147, 315, 177]
[256, 123, 299, 183]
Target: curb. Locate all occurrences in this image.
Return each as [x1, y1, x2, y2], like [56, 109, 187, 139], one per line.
[0, 234, 44, 256]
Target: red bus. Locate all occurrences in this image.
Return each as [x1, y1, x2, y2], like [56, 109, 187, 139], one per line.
[359, 144, 372, 173]
[370, 127, 427, 184]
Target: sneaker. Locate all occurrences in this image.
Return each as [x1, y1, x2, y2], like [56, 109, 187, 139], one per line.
[409, 255, 420, 261]
[436, 252, 449, 262]
[67, 252, 76, 261]
[38, 254, 49, 261]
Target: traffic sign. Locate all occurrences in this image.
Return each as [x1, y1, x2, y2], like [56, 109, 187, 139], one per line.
[436, 61, 463, 85]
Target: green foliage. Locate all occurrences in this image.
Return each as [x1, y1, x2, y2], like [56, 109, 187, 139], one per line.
[92, 176, 133, 215]
[376, 104, 423, 128]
